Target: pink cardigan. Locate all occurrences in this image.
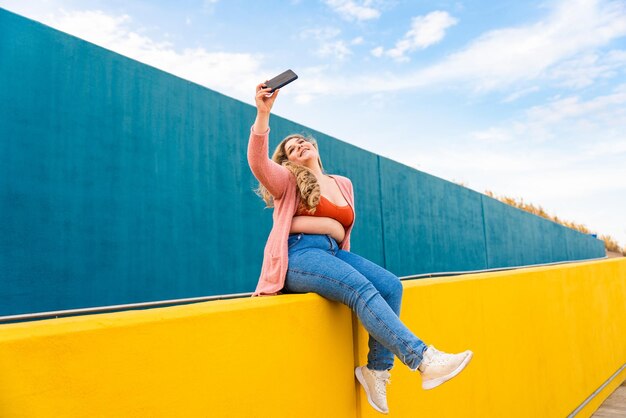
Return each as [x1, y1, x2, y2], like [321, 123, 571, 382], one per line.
[247, 126, 356, 297]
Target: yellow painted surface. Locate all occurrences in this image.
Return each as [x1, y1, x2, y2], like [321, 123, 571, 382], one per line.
[1, 258, 625, 417]
[0, 294, 357, 417]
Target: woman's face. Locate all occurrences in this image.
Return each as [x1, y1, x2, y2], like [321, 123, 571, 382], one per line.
[284, 137, 319, 165]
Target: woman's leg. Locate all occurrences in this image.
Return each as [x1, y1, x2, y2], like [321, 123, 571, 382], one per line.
[336, 249, 411, 371]
[285, 234, 427, 371]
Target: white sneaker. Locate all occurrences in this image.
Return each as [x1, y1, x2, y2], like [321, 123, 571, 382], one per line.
[418, 345, 473, 390]
[355, 365, 391, 414]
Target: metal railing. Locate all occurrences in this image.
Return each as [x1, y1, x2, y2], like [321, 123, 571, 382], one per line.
[568, 362, 626, 417]
[0, 255, 607, 324]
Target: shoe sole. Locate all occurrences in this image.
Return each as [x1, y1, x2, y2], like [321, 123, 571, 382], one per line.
[355, 366, 389, 415]
[422, 350, 473, 390]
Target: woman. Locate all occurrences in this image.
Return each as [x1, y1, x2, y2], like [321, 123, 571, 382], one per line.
[247, 82, 473, 415]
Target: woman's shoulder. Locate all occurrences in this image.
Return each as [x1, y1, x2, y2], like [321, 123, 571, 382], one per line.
[327, 174, 352, 185]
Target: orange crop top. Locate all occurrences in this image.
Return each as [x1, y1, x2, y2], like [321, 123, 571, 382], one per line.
[295, 195, 354, 229]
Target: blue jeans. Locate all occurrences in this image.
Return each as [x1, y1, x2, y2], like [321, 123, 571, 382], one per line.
[283, 233, 428, 371]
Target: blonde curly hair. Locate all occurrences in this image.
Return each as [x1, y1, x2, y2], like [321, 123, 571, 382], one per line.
[254, 134, 325, 213]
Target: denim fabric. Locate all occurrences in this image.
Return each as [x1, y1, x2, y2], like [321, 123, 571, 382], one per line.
[284, 233, 428, 371]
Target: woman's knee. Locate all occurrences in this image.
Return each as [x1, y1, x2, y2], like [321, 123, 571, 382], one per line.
[341, 270, 382, 307]
[383, 274, 403, 299]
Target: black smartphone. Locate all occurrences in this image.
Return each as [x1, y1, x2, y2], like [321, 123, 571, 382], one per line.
[263, 69, 298, 92]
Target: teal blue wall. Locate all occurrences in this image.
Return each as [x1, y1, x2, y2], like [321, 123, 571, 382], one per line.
[379, 158, 489, 276]
[0, 8, 604, 316]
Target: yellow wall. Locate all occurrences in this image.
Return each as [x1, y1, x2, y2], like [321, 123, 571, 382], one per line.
[1, 258, 625, 417]
[354, 257, 626, 417]
[0, 295, 357, 417]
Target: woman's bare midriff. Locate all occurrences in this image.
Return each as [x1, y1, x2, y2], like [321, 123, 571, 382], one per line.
[290, 215, 346, 244]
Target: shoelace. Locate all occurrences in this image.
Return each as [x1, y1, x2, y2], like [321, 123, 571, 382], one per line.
[372, 370, 391, 396]
[424, 346, 454, 367]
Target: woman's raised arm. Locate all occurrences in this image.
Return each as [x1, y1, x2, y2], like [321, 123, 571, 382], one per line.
[247, 83, 292, 200]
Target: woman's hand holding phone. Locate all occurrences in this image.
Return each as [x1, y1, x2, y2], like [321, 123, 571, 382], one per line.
[254, 70, 297, 132]
[253, 82, 279, 133]
[255, 82, 279, 115]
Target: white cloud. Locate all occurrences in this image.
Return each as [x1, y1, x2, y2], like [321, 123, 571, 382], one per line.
[471, 84, 626, 146]
[370, 46, 384, 57]
[20, 9, 269, 101]
[381, 11, 458, 62]
[471, 127, 514, 143]
[317, 40, 353, 59]
[300, 26, 354, 60]
[409, 0, 626, 92]
[290, 65, 332, 104]
[324, 0, 381, 21]
[518, 84, 626, 141]
[351, 36, 364, 45]
[546, 49, 626, 88]
[502, 86, 541, 103]
[294, 94, 314, 104]
[290, 0, 626, 101]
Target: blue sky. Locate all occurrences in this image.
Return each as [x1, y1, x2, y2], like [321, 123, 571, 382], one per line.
[2, 0, 626, 249]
